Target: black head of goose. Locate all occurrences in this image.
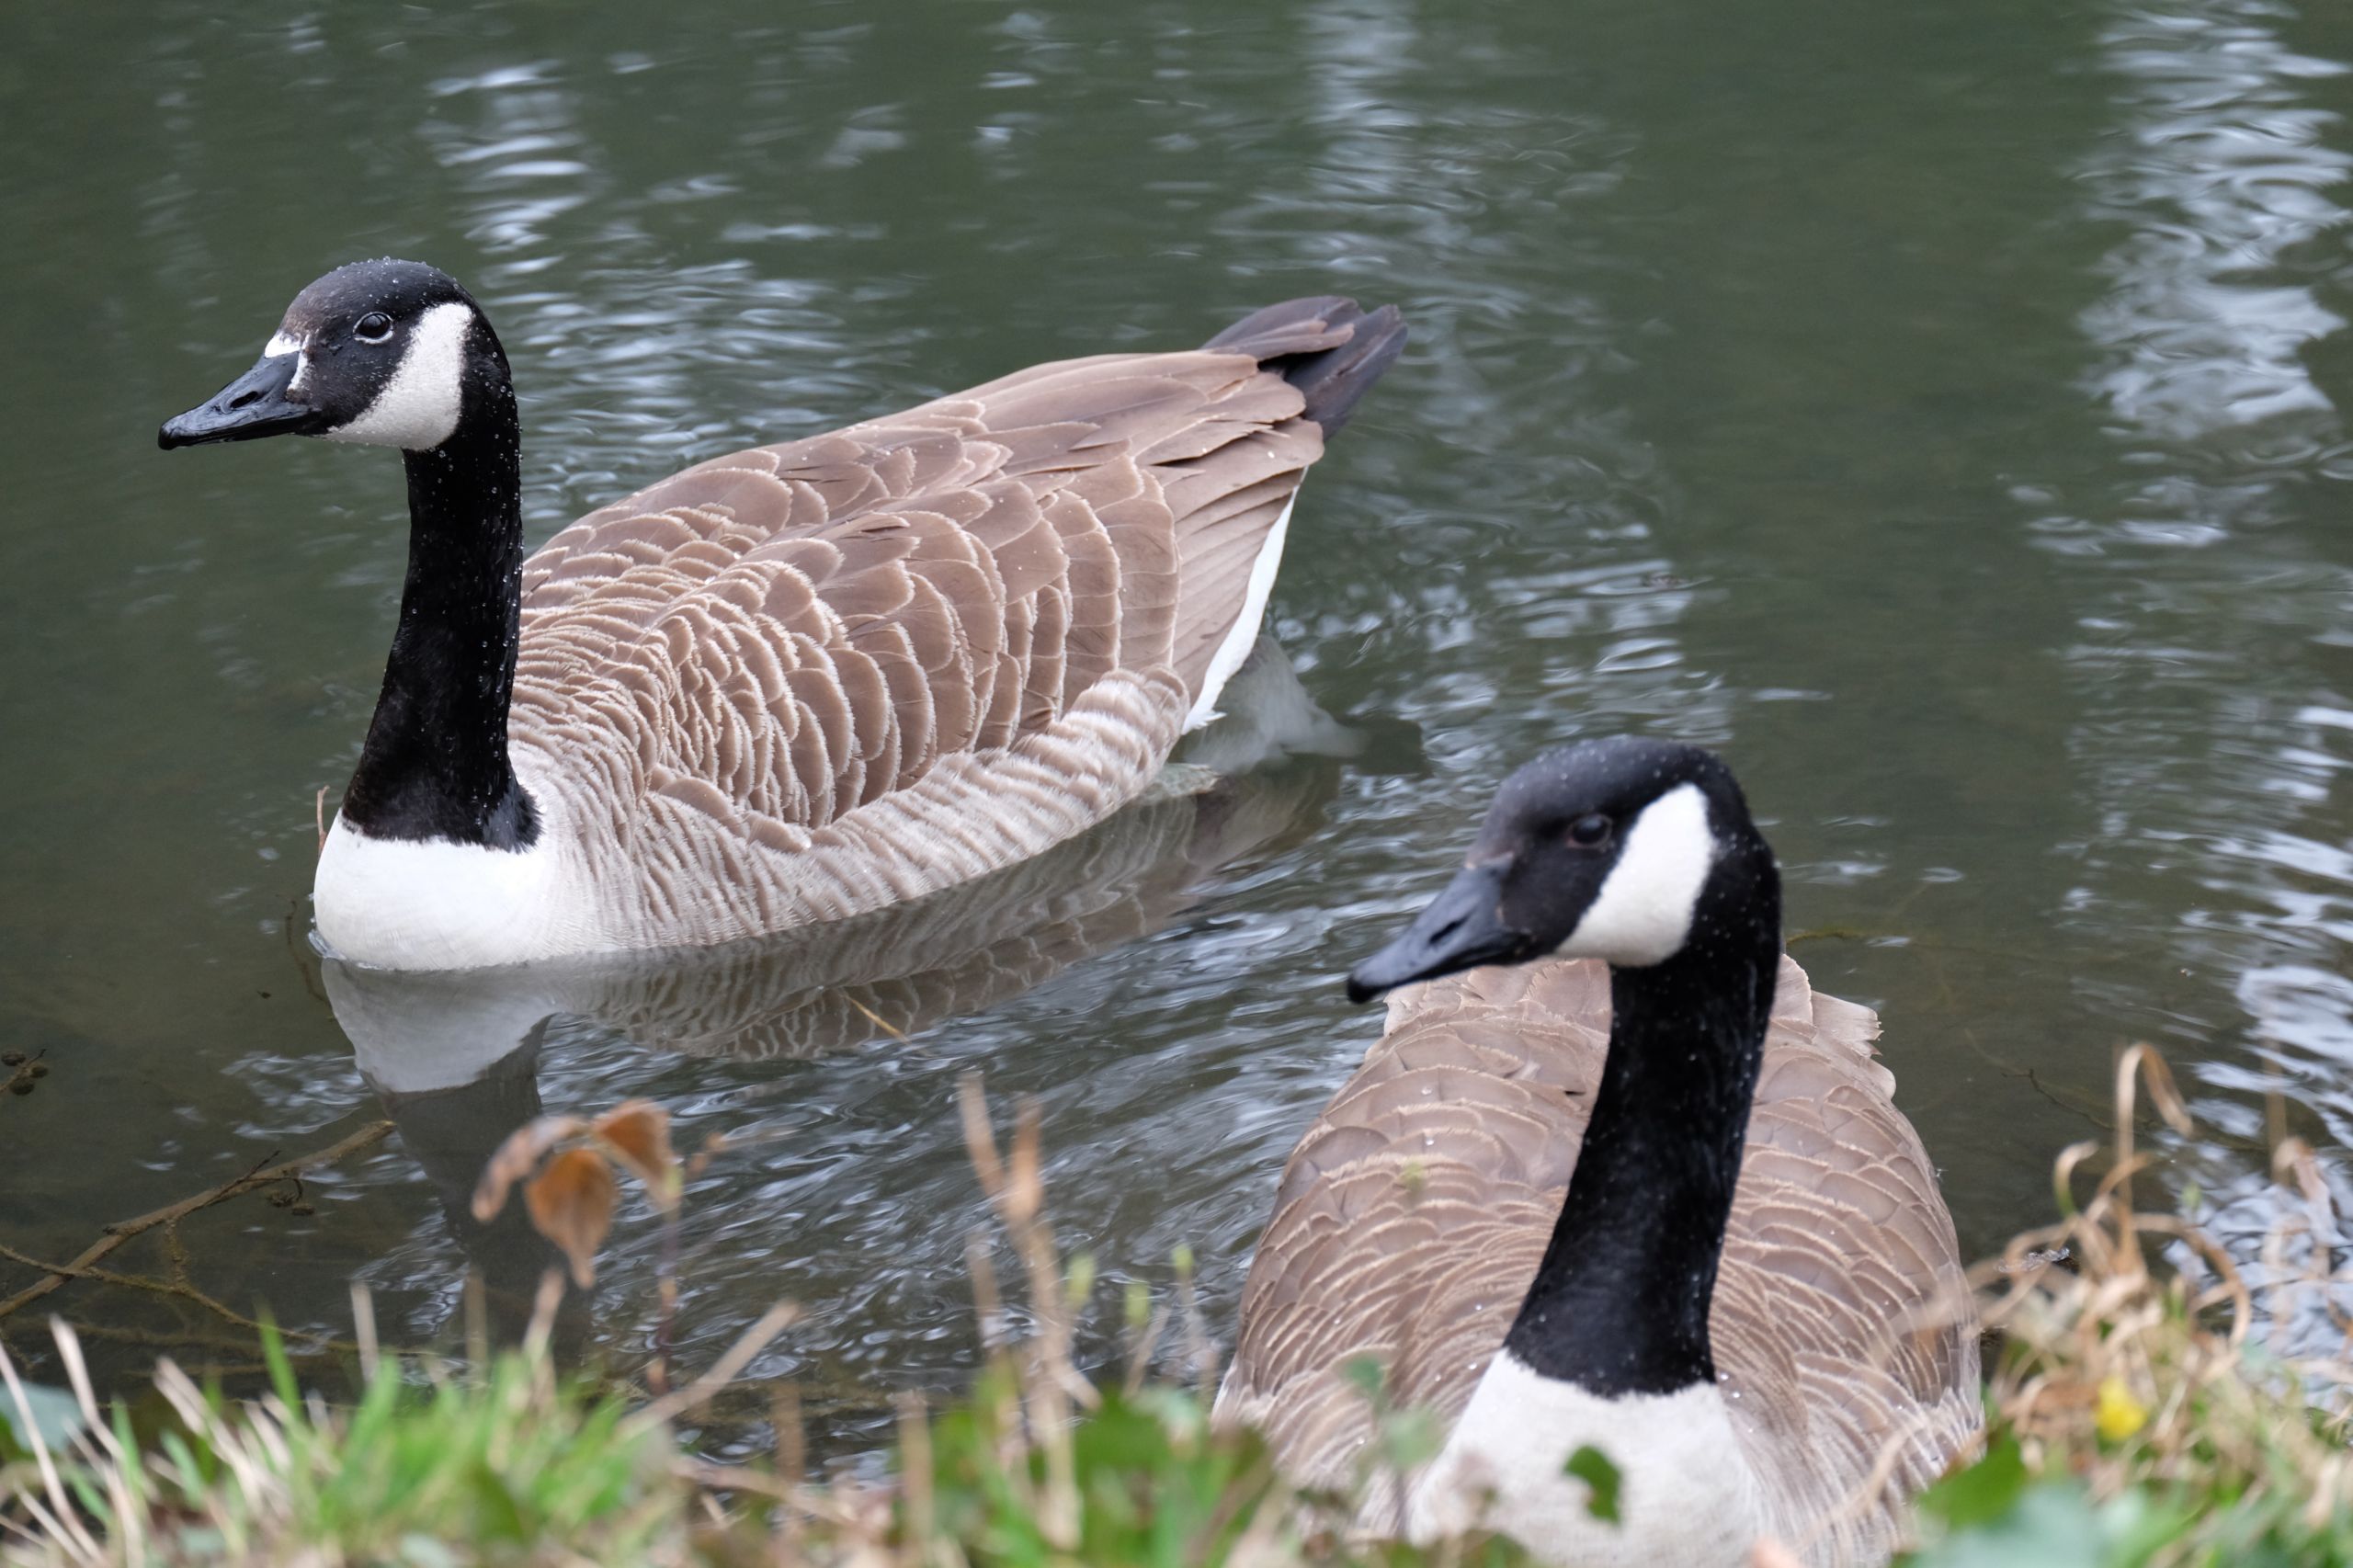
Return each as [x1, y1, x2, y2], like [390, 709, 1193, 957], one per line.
[1215, 737, 1979, 1568]
[164, 263, 534, 860]
[161, 261, 1404, 971]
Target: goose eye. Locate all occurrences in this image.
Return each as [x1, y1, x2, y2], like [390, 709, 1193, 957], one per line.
[1568, 813, 1612, 847]
[354, 312, 394, 343]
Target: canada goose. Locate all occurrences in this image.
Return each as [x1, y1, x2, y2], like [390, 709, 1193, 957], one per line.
[159, 260, 1404, 971]
[1214, 738, 1980, 1568]
[325, 683, 1347, 1096]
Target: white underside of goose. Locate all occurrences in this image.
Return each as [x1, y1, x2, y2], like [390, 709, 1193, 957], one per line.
[1404, 1352, 1766, 1568]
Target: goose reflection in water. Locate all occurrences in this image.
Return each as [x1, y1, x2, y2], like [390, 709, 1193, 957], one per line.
[320, 640, 1401, 1350]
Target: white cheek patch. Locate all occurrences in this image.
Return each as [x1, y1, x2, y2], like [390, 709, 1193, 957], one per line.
[265, 330, 312, 392]
[324, 301, 474, 450]
[1560, 782, 1718, 967]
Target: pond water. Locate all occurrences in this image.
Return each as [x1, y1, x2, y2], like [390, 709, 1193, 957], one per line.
[7, 0, 2353, 1454]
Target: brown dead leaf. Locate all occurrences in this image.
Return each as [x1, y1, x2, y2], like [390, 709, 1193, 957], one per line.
[594, 1100, 678, 1209]
[527, 1147, 618, 1287]
[472, 1114, 591, 1222]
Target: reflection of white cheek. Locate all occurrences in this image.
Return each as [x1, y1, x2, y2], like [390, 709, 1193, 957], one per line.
[1559, 783, 1716, 966]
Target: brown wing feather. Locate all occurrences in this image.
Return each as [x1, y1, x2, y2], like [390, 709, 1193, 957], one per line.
[518, 353, 1320, 824]
[501, 304, 1391, 948]
[1214, 957, 1977, 1564]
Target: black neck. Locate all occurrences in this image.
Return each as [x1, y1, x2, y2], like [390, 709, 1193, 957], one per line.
[339, 376, 538, 848]
[1499, 863, 1780, 1396]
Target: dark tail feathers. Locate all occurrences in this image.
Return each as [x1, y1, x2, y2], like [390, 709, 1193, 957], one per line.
[1204, 296, 1407, 437]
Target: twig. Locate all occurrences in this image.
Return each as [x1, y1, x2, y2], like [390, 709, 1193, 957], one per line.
[0, 1050, 49, 1102]
[0, 1244, 352, 1350]
[630, 1300, 801, 1431]
[843, 994, 909, 1043]
[462, 1272, 490, 1374]
[772, 1381, 806, 1553]
[653, 1206, 680, 1396]
[350, 1282, 381, 1384]
[898, 1390, 938, 1559]
[1174, 1244, 1219, 1402]
[52, 1318, 312, 1362]
[957, 1074, 1083, 1548]
[1125, 1294, 1175, 1397]
[0, 1120, 393, 1320]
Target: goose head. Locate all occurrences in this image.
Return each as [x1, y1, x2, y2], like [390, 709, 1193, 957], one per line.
[1347, 736, 1775, 1001]
[159, 259, 506, 454]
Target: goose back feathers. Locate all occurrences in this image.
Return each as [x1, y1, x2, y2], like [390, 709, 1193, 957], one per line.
[505, 306, 1397, 958]
[164, 267, 1403, 969]
[1215, 954, 1979, 1566]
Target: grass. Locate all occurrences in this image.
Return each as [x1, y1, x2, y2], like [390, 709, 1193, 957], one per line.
[2, 1081, 1532, 1567]
[1, 1313, 681, 1566]
[0, 1316, 1528, 1567]
[6, 1056, 2352, 1566]
[1901, 1047, 2353, 1568]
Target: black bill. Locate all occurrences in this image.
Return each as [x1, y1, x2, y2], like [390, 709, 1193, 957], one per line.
[159, 352, 325, 449]
[1346, 861, 1536, 1003]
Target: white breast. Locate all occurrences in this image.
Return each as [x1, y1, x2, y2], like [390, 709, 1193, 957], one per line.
[1404, 1352, 1767, 1568]
[313, 817, 563, 970]
[311, 757, 603, 969]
